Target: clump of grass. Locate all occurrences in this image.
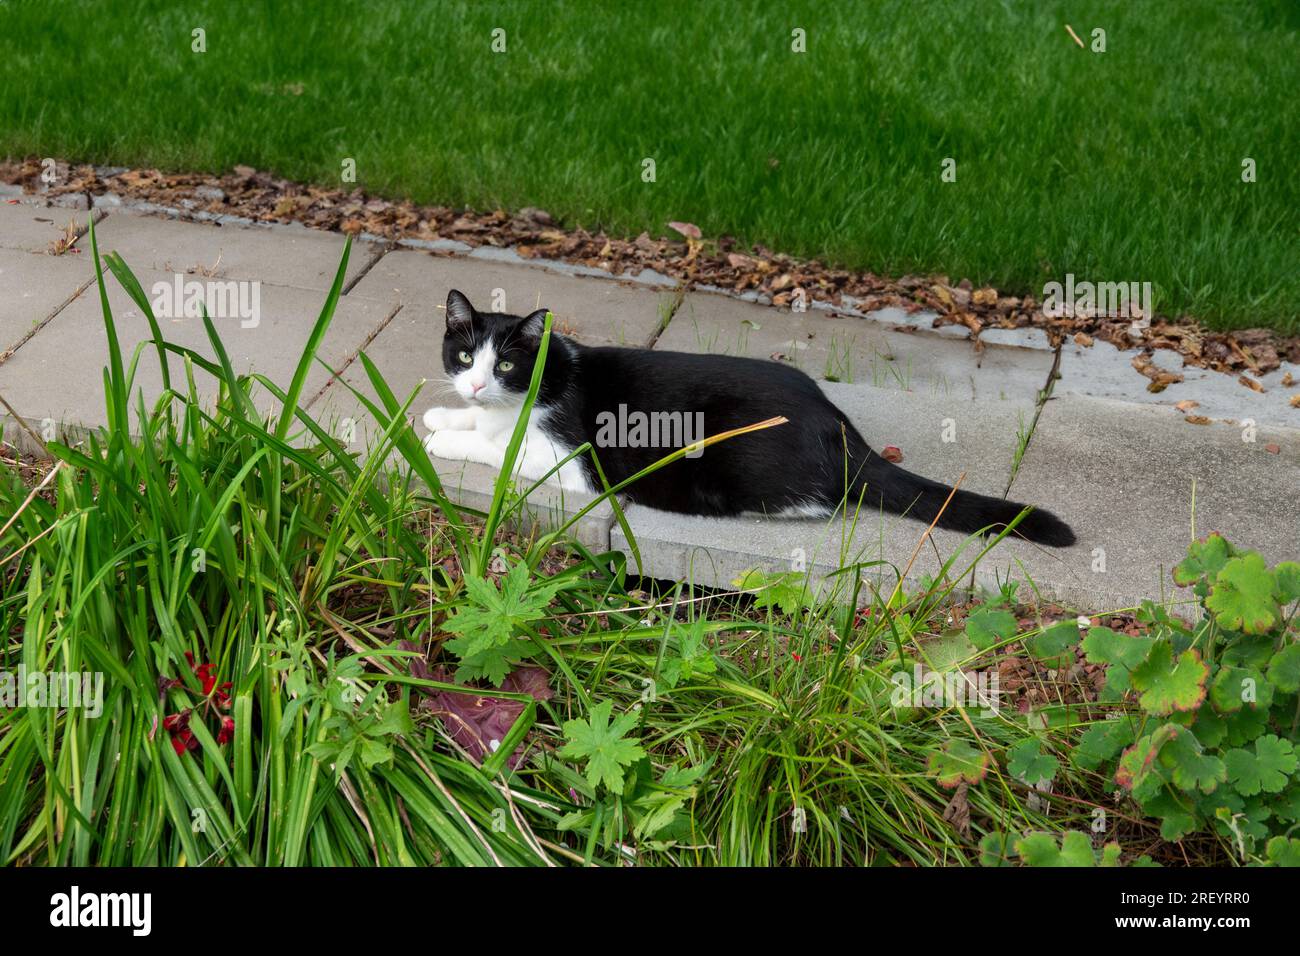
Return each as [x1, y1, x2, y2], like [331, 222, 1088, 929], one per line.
[1, 228, 1189, 866]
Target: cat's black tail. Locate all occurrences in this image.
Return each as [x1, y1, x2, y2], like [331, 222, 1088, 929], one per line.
[844, 445, 1076, 548]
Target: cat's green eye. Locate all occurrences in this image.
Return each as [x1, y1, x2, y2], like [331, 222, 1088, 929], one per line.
[456, 350, 473, 365]
[497, 360, 514, 372]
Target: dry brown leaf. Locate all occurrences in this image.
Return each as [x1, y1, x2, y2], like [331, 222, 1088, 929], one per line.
[1133, 353, 1183, 392]
[667, 220, 701, 241]
[1073, 332, 1094, 347]
[941, 782, 972, 839]
[1238, 375, 1265, 393]
[1174, 400, 1200, 412]
[1283, 372, 1295, 387]
[971, 287, 997, 307]
[1289, 394, 1300, 409]
[881, 445, 904, 463]
[1264, 443, 1281, 454]
[1184, 415, 1212, 425]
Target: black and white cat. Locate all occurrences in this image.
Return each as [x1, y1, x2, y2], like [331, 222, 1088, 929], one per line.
[422, 289, 1075, 546]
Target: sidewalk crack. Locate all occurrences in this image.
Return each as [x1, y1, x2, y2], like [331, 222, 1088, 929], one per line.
[1002, 342, 1062, 498]
[644, 283, 687, 349]
[304, 302, 404, 410]
[341, 242, 391, 295]
[0, 276, 95, 369]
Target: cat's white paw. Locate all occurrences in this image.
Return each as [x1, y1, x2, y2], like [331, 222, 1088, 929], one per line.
[424, 429, 502, 467]
[422, 406, 475, 432]
[424, 430, 466, 460]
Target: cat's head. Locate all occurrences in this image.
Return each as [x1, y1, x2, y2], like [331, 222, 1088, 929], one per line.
[441, 289, 551, 406]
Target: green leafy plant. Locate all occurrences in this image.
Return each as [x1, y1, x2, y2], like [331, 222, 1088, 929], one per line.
[980, 830, 1152, 867]
[1071, 534, 1300, 863]
[442, 555, 567, 685]
[964, 607, 1018, 651]
[307, 652, 416, 781]
[733, 568, 812, 618]
[928, 739, 991, 788]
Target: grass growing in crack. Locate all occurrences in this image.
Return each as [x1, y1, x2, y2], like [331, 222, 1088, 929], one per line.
[0, 232, 1245, 866]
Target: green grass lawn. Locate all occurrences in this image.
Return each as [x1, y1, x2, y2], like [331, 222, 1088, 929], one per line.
[2, 1, 1296, 330]
[2, 1, 1297, 327]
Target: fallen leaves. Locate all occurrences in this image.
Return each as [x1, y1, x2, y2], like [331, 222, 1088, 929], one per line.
[6, 155, 1297, 384]
[45, 220, 78, 256]
[1184, 414, 1212, 425]
[1238, 374, 1265, 393]
[415, 660, 554, 769]
[1132, 352, 1183, 393]
[881, 445, 904, 463]
[1174, 400, 1199, 412]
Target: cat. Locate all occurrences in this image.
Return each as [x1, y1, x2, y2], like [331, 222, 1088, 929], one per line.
[422, 289, 1076, 547]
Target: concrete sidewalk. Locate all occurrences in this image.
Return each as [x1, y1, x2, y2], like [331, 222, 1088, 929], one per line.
[2, 195, 1297, 612]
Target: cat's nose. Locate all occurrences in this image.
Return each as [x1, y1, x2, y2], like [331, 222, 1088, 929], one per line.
[471, 382, 486, 395]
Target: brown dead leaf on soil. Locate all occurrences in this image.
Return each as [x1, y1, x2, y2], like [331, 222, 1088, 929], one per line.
[941, 782, 972, 839]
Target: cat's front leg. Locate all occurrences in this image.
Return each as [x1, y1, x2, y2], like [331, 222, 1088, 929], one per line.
[424, 429, 505, 469]
[422, 406, 479, 432]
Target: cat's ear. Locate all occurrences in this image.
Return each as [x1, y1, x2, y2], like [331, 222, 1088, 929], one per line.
[520, 309, 550, 343]
[445, 289, 475, 329]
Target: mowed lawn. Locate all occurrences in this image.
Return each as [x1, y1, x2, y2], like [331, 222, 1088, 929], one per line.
[0, 0, 1295, 331]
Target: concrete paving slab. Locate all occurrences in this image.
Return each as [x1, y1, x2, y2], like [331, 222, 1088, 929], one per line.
[657, 292, 1051, 403]
[610, 380, 1038, 600]
[0, 268, 394, 433]
[980, 393, 1300, 613]
[0, 201, 92, 254]
[0, 248, 92, 354]
[347, 249, 675, 347]
[308, 305, 617, 550]
[87, 210, 385, 295]
[1055, 338, 1300, 430]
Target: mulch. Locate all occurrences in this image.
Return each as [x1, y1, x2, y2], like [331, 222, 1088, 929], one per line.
[5, 157, 1297, 383]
